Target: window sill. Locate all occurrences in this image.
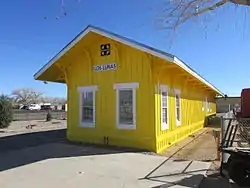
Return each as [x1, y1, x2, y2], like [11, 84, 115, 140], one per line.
[117, 124, 136, 130]
[176, 121, 181, 126]
[79, 122, 95, 128]
[161, 123, 169, 131]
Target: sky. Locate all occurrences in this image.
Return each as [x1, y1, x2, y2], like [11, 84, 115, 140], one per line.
[1, 0, 250, 97]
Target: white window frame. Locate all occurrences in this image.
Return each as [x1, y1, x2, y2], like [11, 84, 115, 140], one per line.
[160, 85, 169, 130]
[202, 98, 205, 111]
[206, 97, 210, 112]
[78, 86, 98, 128]
[174, 89, 181, 126]
[209, 101, 212, 112]
[114, 82, 139, 130]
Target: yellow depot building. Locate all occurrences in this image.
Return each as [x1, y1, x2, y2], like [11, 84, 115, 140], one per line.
[34, 25, 223, 153]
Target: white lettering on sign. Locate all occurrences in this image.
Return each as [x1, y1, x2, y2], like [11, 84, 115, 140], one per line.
[93, 63, 117, 72]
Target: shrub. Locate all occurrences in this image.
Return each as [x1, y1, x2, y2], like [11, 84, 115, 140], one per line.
[0, 95, 13, 128]
[46, 111, 52, 122]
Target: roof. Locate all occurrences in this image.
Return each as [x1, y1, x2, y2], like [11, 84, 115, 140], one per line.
[34, 25, 224, 96]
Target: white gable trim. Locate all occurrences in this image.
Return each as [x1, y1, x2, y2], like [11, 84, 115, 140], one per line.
[34, 26, 223, 96]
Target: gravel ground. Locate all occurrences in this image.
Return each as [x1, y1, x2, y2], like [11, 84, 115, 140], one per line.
[160, 127, 241, 188]
[163, 128, 218, 161]
[0, 120, 66, 137]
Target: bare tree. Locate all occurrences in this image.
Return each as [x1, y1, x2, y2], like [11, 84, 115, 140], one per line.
[12, 88, 43, 105]
[39, 97, 66, 104]
[50, 97, 67, 104]
[44, 0, 82, 20]
[163, 0, 250, 29]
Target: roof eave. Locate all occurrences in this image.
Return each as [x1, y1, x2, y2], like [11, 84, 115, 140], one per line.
[33, 26, 93, 80]
[34, 25, 224, 96]
[173, 57, 224, 96]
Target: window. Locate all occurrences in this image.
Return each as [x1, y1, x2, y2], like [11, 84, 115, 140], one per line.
[114, 83, 139, 130]
[206, 98, 210, 112]
[160, 85, 169, 130]
[175, 89, 181, 126]
[78, 86, 98, 127]
[202, 99, 205, 111]
[209, 101, 212, 112]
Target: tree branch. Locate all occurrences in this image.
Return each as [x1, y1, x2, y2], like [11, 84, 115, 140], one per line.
[163, 0, 231, 29]
[230, 0, 250, 6]
[176, 0, 228, 27]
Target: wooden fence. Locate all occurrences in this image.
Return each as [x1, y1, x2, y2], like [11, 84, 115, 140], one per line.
[13, 110, 67, 121]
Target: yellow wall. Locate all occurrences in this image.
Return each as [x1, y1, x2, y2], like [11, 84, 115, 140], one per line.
[64, 32, 156, 151]
[152, 59, 216, 153]
[54, 32, 217, 153]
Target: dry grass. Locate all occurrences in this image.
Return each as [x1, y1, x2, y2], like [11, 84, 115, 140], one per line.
[163, 128, 220, 162]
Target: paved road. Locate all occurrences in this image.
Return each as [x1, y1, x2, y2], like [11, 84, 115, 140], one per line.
[0, 142, 210, 188]
[0, 128, 211, 188]
[1, 120, 243, 188]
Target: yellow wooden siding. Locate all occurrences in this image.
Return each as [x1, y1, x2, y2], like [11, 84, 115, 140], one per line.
[153, 61, 217, 153]
[39, 31, 219, 153]
[64, 33, 156, 151]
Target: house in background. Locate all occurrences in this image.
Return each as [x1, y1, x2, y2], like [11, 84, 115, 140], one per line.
[34, 25, 224, 153]
[216, 96, 241, 113]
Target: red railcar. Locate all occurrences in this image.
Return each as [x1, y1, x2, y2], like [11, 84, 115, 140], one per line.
[241, 88, 250, 118]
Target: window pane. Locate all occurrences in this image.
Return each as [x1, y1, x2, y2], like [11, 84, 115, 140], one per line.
[176, 94, 180, 122]
[176, 95, 180, 108]
[119, 90, 133, 124]
[162, 92, 167, 107]
[161, 91, 168, 125]
[82, 92, 93, 122]
[82, 92, 93, 106]
[82, 106, 93, 122]
[162, 108, 168, 124]
[177, 107, 180, 121]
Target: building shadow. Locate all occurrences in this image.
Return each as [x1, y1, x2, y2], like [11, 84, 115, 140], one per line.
[0, 129, 144, 172]
[199, 172, 240, 188]
[147, 171, 240, 188]
[205, 115, 221, 128]
[0, 129, 66, 152]
[149, 174, 204, 188]
[140, 154, 241, 188]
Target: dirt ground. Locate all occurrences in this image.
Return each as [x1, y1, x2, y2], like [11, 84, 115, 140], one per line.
[0, 120, 66, 137]
[161, 125, 240, 188]
[163, 128, 218, 161]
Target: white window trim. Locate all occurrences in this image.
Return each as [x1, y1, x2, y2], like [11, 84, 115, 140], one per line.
[160, 85, 169, 131]
[114, 82, 139, 130]
[202, 98, 205, 111]
[209, 101, 212, 112]
[206, 97, 210, 112]
[113, 82, 139, 90]
[78, 86, 98, 128]
[174, 89, 181, 126]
